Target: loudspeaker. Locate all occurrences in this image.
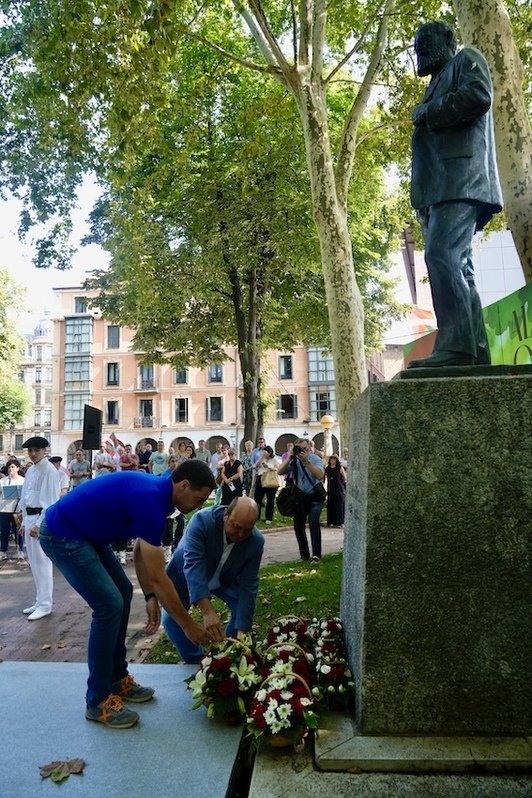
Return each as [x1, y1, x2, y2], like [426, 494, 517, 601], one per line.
[82, 405, 102, 451]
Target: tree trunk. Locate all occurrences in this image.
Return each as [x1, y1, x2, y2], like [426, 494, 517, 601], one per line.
[293, 75, 367, 438]
[454, 0, 532, 282]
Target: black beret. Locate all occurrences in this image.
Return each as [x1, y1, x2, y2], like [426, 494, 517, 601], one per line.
[49, 456, 62, 463]
[23, 436, 49, 449]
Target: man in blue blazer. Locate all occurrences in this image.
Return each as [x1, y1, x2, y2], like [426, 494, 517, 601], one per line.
[408, 21, 503, 369]
[163, 496, 264, 662]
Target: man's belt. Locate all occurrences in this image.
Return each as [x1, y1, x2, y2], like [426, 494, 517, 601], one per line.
[26, 507, 42, 515]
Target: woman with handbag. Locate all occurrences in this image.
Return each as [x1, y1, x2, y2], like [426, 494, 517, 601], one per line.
[220, 449, 244, 506]
[253, 446, 281, 524]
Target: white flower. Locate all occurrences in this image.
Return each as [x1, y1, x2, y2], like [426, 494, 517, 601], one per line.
[267, 698, 279, 710]
[300, 697, 312, 707]
[338, 685, 346, 693]
[327, 685, 335, 692]
[255, 689, 267, 702]
[320, 664, 332, 675]
[277, 703, 293, 719]
[271, 719, 283, 734]
[311, 686, 321, 696]
[264, 708, 277, 725]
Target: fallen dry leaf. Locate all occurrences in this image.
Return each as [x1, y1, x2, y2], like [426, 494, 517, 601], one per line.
[40, 758, 85, 783]
[57, 642, 66, 649]
[40, 644, 52, 650]
[294, 596, 307, 603]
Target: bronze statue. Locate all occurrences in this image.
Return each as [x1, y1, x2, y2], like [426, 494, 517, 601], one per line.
[408, 21, 503, 369]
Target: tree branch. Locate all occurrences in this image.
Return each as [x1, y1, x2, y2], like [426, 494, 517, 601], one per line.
[335, 0, 396, 203]
[290, 0, 298, 65]
[177, 26, 281, 77]
[325, 5, 387, 85]
[311, 0, 327, 77]
[244, 0, 293, 75]
[299, 0, 311, 65]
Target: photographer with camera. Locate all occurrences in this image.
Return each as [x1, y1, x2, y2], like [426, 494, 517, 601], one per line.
[277, 438, 325, 563]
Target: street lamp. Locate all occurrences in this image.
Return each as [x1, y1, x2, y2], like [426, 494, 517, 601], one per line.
[320, 414, 335, 457]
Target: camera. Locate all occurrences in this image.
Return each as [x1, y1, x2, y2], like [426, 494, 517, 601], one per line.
[293, 445, 305, 456]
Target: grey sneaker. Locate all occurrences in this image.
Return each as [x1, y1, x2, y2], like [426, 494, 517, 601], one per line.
[112, 674, 155, 703]
[85, 694, 139, 728]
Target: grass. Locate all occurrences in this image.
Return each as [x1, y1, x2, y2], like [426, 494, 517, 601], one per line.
[145, 552, 343, 664]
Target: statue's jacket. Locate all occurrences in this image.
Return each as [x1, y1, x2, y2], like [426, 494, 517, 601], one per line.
[411, 46, 503, 230]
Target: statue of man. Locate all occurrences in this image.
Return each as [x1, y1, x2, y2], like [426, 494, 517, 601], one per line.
[408, 21, 503, 369]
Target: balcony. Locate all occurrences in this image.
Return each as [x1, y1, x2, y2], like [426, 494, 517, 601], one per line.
[133, 378, 159, 392]
[133, 416, 159, 429]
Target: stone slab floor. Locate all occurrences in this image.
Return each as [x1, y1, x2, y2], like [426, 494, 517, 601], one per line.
[1, 662, 242, 798]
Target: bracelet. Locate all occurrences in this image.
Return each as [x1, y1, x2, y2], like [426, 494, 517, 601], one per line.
[144, 592, 156, 602]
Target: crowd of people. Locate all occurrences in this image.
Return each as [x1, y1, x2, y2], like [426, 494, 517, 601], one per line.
[1, 433, 347, 729]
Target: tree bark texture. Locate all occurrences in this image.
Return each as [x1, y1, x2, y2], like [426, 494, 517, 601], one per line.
[454, 0, 532, 282]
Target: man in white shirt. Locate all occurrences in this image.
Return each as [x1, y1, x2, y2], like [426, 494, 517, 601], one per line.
[19, 437, 60, 620]
[93, 444, 116, 477]
[49, 456, 70, 496]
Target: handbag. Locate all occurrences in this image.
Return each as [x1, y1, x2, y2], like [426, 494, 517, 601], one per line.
[313, 481, 327, 502]
[276, 484, 304, 517]
[261, 469, 282, 489]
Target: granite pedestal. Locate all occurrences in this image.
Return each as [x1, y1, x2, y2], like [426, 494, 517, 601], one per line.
[339, 375, 532, 771]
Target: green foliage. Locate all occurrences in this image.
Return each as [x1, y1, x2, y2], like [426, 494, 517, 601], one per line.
[146, 552, 343, 664]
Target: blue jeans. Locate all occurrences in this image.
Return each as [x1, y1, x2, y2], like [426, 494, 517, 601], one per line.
[39, 521, 133, 708]
[162, 585, 239, 664]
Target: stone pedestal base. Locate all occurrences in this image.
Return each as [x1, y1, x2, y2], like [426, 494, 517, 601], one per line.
[315, 715, 532, 774]
[341, 376, 532, 737]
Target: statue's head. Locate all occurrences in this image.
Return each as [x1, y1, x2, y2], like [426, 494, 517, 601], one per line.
[414, 21, 457, 77]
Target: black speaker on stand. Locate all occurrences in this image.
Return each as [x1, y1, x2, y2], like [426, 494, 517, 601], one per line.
[82, 405, 102, 452]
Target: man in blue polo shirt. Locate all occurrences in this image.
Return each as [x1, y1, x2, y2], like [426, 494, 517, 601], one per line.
[40, 459, 216, 729]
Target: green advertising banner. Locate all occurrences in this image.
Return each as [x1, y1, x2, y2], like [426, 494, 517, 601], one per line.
[403, 283, 532, 366]
[484, 283, 532, 365]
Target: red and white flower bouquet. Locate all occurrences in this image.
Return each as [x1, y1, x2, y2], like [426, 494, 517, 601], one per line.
[186, 636, 262, 723]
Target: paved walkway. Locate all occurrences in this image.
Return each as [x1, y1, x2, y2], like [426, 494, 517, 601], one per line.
[0, 525, 344, 664]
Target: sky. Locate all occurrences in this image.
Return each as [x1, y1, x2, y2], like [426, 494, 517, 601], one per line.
[0, 179, 109, 335]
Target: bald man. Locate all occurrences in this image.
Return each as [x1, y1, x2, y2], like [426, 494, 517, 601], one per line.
[163, 496, 264, 663]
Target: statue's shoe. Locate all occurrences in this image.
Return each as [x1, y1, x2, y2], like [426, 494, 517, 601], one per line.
[407, 351, 475, 369]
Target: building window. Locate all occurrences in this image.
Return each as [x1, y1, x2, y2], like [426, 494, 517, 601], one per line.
[65, 317, 92, 354]
[75, 296, 88, 313]
[35, 388, 41, 405]
[45, 388, 52, 404]
[64, 357, 91, 392]
[15, 434, 23, 450]
[0, 435, 3, 450]
[308, 348, 335, 383]
[45, 367, 53, 383]
[107, 325, 120, 349]
[35, 367, 42, 383]
[279, 355, 293, 380]
[106, 362, 120, 386]
[208, 364, 223, 383]
[64, 394, 90, 430]
[106, 401, 119, 425]
[18, 370, 25, 382]
[174, 368, 188, 384]
[175, 398, 189, 423]
[139, 364, 155, 389]
[310, 390, 337, 422]
[44, 410, 51, 428]
[138, 399, 154, 426]
[206, 396, 223, 422]
[277, 393, 298, 419]
[34, 411, 41, 426]
[36, 345, 43, 362]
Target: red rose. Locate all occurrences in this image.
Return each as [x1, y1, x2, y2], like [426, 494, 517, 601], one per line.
[214, 656, 232, 670]
[217, 678, 237, 696]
